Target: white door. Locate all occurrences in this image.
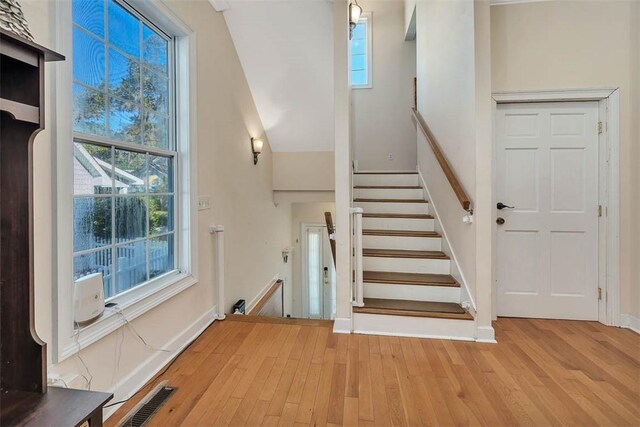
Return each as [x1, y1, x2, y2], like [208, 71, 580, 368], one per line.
[496, 102, 600, 320]
[304, 225, 336, 320]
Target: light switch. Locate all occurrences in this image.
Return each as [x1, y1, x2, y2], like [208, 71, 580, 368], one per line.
[198, 196, 211, 211]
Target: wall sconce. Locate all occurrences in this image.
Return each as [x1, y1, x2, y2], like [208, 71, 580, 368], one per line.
[349, 0, 362, 39]
[251, 137, 263, 165]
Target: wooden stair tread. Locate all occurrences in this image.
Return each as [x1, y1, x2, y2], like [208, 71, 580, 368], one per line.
[363, 249, 448, 259]
[354, 298, 473, 320]
[363, 213, 433, 219]
[354, 172, 418, 175]
[354, 198, 427, 203]
[363, 229, 440, 238]
[354, 185, 421, 189]
[363, 271, 459, 287]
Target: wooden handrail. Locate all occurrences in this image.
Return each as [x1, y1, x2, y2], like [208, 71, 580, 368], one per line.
[411, 107, 473, 213]
[247, 279, 284, 317]
[324, 212, 337, 264]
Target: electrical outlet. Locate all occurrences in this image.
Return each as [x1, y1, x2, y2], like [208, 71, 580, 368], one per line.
[388, 153, 394, 160]
[198, 196, 211, 211]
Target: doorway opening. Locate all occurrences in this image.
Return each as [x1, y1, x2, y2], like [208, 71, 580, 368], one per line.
[302, 224, 336, 320]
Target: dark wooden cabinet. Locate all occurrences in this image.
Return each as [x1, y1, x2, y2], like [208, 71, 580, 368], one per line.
[0, 29, 112, 426]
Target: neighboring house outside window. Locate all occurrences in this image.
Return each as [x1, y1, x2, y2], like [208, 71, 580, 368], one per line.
[72, 0, 177, 299]
[350, 13, 372, 88]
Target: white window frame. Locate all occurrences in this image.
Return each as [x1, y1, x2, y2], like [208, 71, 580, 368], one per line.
[53, 0, 198, 362]
[349, 12, 372, 89]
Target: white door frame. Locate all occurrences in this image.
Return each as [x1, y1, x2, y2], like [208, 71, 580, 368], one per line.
[492, 88, 620, 326]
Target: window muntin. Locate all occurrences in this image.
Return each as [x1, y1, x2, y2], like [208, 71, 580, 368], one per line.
[350, 17, 370, 87]
[72, 0, 177, 300]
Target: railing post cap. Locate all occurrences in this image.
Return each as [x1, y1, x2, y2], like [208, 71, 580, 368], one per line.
[350, 207, 364, 214]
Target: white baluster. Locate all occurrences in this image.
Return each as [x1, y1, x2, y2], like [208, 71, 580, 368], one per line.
[350, 208, 365, 307]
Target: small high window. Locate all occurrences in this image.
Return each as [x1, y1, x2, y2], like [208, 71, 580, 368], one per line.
[350, 13, 372, 88]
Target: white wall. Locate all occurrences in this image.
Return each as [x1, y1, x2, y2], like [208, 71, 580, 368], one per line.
[404, 0, 416, 39]
[491, 0, 640, 319]
[272, 152, 335, 191]
[290, 203, 336, 318]
[222, 0, 335, 153]
[353, 0, 417, 171]
[25, 0, 291, 406]
[415, 0, 478, 300]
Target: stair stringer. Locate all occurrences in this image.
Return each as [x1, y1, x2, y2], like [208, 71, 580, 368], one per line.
[417, 169, 476, 318]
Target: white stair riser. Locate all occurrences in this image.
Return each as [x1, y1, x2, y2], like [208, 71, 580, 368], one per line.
[363, 256, 450, 275]
[355, 202, 428, 215]
[364, 283, 460, 303]
[363, 217, 434, 231]
[353, 313, 476, 341]
[363, 235, 441, 251]
[354, 188, 423, 200]
[353, 174, 419, 187]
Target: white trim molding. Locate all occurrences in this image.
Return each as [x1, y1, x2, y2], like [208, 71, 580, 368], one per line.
[53, 0, 199, 362]
[620, 314, 640, 335]
[492, 87, 618, 103]
[492, 88, 621, 327]
[333, 317, 353, 334]
[476, 326, 497, 343]
[491, 0, 552, 6]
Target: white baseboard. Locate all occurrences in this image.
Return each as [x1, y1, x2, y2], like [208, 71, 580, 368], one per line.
[246, 275, 280, 314]
[355, 170, 419, 173]
[333, 317, 352, 334]
[620, 313, 640, 335]
[353, 313, 476, 341]
[104, 307, 217, 420]
[476, 325, 497, 343]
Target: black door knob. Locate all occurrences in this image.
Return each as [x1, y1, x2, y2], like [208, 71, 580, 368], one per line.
[497, 202, 514, 210]
[496, 217, 505, 225]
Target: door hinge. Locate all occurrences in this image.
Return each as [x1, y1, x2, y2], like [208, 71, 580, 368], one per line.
[598, 287, 603, 300]
[597, 121, 605, 134]
[598, 205, 602, 217]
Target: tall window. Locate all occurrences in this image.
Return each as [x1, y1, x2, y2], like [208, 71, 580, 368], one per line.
[350, 14, 372, 88]
[72, 0, 177, 299]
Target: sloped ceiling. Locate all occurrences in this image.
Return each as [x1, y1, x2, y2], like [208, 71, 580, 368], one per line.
[219, 0, 335, 152]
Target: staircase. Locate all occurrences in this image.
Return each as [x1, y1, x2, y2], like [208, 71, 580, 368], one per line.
[351, 172, 475, 340]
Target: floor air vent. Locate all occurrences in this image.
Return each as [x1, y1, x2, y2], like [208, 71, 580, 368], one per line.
[119, 383, 176, 427]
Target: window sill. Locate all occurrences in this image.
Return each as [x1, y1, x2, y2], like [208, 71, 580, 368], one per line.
[351, 85, 373, 90]
[57, 272, 198, 361]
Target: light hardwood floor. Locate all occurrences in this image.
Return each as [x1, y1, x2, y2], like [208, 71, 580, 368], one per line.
[107, 316, 640, 426]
